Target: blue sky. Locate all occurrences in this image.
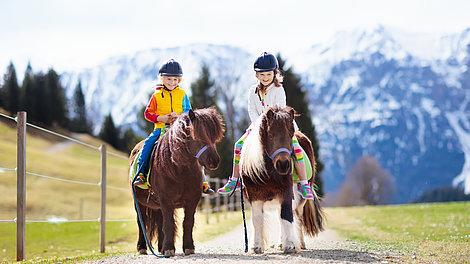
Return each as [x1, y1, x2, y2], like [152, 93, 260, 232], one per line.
[1, 0, 470, 72]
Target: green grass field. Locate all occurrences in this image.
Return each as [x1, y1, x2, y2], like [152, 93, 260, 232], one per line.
[327, 202, 470, 263]
[0, 210, 246, 263]
[0, 119, 247, 263]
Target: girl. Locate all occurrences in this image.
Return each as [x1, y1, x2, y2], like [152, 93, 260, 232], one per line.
[134, 59, 214, 194]
[217, 52, 314, 200]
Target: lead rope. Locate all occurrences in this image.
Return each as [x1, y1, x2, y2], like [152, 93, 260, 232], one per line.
[239, 176, 249, 253]
[132, 175, 167, 258]
[229, 176, 248, 253]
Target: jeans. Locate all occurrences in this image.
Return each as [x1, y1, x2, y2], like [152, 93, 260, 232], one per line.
[136, 128, 162, 175]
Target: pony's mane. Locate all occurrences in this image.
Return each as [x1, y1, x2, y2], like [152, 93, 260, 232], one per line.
[158, 107, 225, 166]
[240, 117, 267, 184]
[240, 106, 294, 184]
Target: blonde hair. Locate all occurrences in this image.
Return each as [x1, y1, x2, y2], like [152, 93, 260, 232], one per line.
[159, 75, 183, 83]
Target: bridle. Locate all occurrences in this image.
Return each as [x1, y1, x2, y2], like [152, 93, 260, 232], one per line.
[267, 147, 292, 160]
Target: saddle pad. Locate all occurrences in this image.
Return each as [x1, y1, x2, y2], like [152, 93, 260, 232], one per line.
[129, 127, 168, 189]
[129, 149, 150, 189]
[291, 147, 313, 183]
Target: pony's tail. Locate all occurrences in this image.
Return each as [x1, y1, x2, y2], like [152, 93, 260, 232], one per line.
[145, 208, 162, 246]
[302, 190, 325, 237]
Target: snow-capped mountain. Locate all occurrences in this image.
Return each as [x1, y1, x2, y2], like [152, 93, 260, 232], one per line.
[60, 26, 470, 202]
[60, 44, 254, 134]
[290, 25, 470, 202]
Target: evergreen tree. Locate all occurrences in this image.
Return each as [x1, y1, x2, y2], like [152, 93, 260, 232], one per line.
[70, 81, 91, 133]
[137, 94, 154, 134]
[1, 62, 20, 114]
[20, 63, 36, 120]
[190, 65, 216, 108]
[277, 54, 325, 197]
[120, 128, 142, 154]
[45, 69, 68, 127]
[33, 72, 51, 125]
[99, 113, 120, 149]
[190, 65, 232, 180]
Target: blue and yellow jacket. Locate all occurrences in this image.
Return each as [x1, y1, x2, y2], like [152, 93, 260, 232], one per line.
[144, 85, 191, 129]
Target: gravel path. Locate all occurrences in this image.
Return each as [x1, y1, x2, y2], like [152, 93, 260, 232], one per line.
[86, 219, 399, 264]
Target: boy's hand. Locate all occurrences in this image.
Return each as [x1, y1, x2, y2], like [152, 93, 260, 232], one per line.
[169, 112, 178, 124]
[157, 114, 171, 124]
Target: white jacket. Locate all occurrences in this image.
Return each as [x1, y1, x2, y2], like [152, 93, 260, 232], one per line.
[247, 83, 299, 130]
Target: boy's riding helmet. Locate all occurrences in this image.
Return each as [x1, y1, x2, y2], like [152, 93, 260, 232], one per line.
[158, 59, 183, 76]
[253, 52, 278, 72]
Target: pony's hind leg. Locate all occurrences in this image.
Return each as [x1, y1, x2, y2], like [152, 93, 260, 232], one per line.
[156, 209, 164, 253]
[160, 204, 177, 257]
[136, 214, 147, 255]
[182, 202, 198, 255]
[294, 195, 307, 249]
[251, 200, 265, 254]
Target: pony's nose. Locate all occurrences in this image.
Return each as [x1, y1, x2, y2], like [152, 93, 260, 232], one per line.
[275, 159, 291, 175]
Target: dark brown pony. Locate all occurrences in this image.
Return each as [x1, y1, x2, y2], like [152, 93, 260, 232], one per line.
[129, 107, 225, 257]
[240, 106, 324, 254]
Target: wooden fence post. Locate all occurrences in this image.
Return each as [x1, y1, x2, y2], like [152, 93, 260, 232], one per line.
[16, 112, 26, 261]
[100, 145, 106, 253]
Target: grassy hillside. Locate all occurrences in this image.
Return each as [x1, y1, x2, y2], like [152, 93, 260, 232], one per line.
[327, 202, 470, 263]
[0, 118, 133, 221]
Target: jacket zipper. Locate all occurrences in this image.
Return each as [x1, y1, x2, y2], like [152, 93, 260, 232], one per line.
[169, 90, 173, 112]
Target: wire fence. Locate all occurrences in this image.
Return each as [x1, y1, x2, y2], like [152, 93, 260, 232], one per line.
[0, 111, 243, 261]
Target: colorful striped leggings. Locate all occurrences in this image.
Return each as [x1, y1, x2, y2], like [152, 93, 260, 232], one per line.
[233, 129, 305, 165]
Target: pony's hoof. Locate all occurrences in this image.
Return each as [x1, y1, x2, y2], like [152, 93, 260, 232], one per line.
[300, 242, 306, 250]
[283, 244, 298, 254]
[138, 249, 147, 255]
[252, 247, 264, 254]
[184, 248, 195, 255]
[164, 249, 175, 257]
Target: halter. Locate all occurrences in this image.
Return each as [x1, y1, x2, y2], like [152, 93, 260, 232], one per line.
[268, 147, 292, 160]
[195, 144, 210, 159]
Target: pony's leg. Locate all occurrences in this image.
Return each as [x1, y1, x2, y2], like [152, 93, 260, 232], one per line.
[182, 202, 198, 255]
[156, 209, 164, 253]
[135, 213, 147, 255]
[293, 190, 307, 250]
[280, 195, 300, 254]
[160, 204, 176, 257]
[251, 200, 265, 254]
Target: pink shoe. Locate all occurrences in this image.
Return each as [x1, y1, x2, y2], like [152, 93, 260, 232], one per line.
[297, 183, 314, 200]
[217, 177, 241, 195]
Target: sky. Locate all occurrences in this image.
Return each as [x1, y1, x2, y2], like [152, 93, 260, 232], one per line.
[1, 0, 470, 73]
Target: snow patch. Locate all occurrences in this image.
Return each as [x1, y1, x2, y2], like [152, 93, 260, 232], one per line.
[446, 112, 470, 194]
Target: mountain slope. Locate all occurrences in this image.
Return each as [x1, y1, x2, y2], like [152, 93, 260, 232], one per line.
[60, 26, 470, 202]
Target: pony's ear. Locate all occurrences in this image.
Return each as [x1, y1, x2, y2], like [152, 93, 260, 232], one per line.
[288, 107, 295, 120]
[188, 109, 196, 121]
[266, 108, 274, 119]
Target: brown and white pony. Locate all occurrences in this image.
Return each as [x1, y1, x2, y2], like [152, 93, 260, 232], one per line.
[240, 106, 324, 254]
[129, 107, 225, 257]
